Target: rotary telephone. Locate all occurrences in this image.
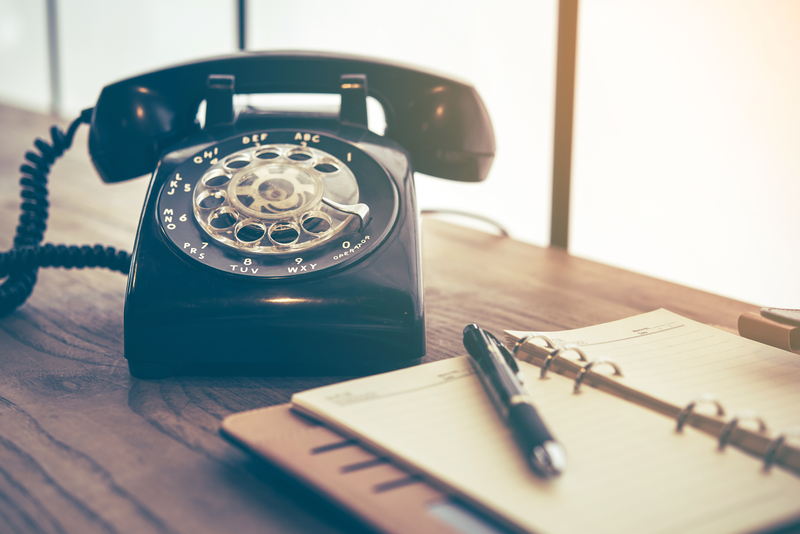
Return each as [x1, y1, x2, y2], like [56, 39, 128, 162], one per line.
[1, 52, 495, 378]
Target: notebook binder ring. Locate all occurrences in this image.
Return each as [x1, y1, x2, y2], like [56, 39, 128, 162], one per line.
[540, 344, 589, 379]
[511, 333, 556, 358]
[573, 359, 623, 394]
[675, 394, 725, 432]
[763, 427, 800, 471]
[718, 410, 768, 451]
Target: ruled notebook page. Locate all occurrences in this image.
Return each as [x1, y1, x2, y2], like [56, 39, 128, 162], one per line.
[292, 357, 800, 534]
[509, 309, 800, 430]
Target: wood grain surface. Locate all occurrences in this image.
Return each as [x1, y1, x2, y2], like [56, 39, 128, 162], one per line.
[0, 103, 759, 534]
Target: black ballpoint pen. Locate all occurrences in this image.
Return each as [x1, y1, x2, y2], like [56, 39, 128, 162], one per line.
[463, 324, 566, 478]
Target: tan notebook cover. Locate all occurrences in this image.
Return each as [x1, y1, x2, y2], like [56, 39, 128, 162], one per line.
[221, 404, 508, 534]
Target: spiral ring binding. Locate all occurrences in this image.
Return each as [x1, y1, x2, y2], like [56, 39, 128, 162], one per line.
[540, 344, 589, 379]
[718, 410, 768, 451]
[763, 427, 800, 471]
[675, 394, 726, 432]
[573, 359, 623, 394]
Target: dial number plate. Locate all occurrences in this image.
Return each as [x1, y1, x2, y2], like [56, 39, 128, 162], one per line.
[156, 130, 398, 278]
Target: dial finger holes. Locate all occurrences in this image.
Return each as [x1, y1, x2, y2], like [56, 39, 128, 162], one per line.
[313, 158, 339, 174]
[268, 222, 301, 246]
[234, 219, 266, 244]
[197, 190, 226, 209]
[208, 207, 237, 230]
[254, 147, 281, 160]
[190, 143, 358, 256]
[301, 211, 333, 236]
[287, 148, 313, 162]
[201, 170, 231, 188]
[222, 154, 251, 170]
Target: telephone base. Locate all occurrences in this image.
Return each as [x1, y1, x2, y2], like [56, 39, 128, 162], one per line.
[127, 361, 175, 380]
[126, 358, 423, 380]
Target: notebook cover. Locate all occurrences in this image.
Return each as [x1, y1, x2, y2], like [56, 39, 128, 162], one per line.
[220, 404, 508, 534]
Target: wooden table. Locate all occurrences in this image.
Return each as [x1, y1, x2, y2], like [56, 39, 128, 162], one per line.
[0, 104, 759, 534]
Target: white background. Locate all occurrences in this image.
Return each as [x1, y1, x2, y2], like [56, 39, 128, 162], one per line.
[570, 0, 800, 308]
[0, 0, 797, 307]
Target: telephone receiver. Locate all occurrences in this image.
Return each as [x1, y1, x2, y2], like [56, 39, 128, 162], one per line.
[14, 51, 495, 378]
[88, 51, 494, 185]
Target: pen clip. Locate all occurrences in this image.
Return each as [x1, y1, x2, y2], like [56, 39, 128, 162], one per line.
[485, 331, 525, 384]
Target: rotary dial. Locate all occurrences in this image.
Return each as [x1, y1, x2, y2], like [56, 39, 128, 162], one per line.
[192, 144, 369, 254]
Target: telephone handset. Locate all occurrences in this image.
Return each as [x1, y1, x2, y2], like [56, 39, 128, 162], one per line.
[4, 52, 495, 378]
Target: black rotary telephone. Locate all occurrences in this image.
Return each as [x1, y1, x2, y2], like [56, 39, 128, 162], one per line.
[1, 52, 495, 378]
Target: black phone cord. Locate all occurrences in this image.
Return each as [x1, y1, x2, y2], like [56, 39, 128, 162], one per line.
[0, 109, 131, 317]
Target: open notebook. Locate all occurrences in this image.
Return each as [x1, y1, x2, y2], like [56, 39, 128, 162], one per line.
[291, 310, 800, 534]
[505, 309, 800, 473]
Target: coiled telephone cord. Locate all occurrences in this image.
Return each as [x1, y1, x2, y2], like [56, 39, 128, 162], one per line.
[0, 109, 131, 317]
